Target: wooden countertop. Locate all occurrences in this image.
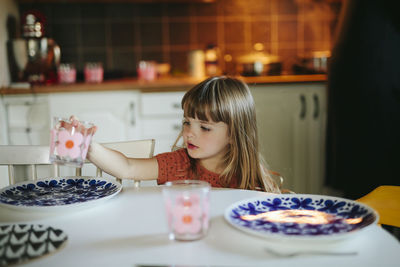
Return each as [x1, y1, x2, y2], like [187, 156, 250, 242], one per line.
[0, 74, 326, 95]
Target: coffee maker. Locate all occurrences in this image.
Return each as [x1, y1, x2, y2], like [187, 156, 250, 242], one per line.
[8, 11, 60, 85]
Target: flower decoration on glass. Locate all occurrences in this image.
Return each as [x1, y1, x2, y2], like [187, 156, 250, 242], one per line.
[56, 130, 83, 159]
[170, 193, 208, 235]
[49, 118, 95, 168]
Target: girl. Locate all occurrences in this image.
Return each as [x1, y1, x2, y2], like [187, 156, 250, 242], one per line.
[78, 76, 280, 192]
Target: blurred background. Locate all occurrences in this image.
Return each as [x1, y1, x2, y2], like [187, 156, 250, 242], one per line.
[1, 0, 341, 83]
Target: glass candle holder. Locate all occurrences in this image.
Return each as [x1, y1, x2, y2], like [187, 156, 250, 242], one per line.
[162, 180, 211, 241]
[49, 117, 95, 168]
[58, 63, 76, 84]
[84, 62, 104, 83]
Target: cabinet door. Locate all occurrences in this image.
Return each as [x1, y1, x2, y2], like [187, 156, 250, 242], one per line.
[1, 95, 50, 145]
[140, 91, 185, 154]
[305, 84, 327, 194]
[251, 85, 303, 192]
[0, 100, 7, 145]
[251, 83, 327, 194]
[48, 91, 141, 177]
[49, 91, 140, 143]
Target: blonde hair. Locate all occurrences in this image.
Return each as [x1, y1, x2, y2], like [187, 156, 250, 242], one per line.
[173, 76, 280, 193]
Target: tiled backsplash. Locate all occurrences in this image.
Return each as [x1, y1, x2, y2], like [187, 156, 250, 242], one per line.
[18, 0, 341, 78]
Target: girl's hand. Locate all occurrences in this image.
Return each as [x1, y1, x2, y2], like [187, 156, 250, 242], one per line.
[69, 115, 97, 135]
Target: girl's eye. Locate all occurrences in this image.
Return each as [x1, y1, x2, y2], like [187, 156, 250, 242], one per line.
[183, 120, 190, 126]
[201, 126, 211, 131]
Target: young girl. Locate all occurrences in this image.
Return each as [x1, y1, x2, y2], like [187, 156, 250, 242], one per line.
[76, 76, 280, 193]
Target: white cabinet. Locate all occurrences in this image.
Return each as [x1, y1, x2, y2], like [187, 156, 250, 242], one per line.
[250, 83, 327, 194]
[2, 91, 141, 180]
[49, 91, 141, 143]
[1, 91, 141, 145]
[48, 91, 142, 178]
[1, 95, 50, 145]
[1, 83, 326, 191]
[140, 91, 185, 154]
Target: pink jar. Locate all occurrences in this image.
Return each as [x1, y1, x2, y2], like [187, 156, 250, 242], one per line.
[137, 61, 156, 81]
[84, 62, 104, 83]
[58, 63, 76, 84]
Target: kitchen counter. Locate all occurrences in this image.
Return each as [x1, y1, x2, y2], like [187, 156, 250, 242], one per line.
[0, 74, 326, 95]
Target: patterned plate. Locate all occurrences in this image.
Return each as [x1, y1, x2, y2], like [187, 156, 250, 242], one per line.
[0, 176, 121, 212]
[224, 194, 378, 241]
[0, 224, 68, 266]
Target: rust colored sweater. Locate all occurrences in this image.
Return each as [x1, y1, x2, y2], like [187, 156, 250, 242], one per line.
[155, 148, 238, 188]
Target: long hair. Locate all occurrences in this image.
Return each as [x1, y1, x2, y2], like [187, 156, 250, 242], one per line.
[173, 76, 280, 193]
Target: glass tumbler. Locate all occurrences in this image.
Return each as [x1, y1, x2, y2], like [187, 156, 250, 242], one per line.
[49, 117, 95, 168]
[84, 62, 104, 83]
[57, 63, 76, 84]
[162, 180, 211, 241]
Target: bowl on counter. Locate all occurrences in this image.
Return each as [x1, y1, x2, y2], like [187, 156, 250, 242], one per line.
[236, 47, 282, 76]
[292, 50, 331, 74]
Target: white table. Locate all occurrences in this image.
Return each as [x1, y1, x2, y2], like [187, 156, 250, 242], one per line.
[0, 186, 399, 267]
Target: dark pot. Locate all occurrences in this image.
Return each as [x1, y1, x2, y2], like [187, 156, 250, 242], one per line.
[241, 62, 282, 76]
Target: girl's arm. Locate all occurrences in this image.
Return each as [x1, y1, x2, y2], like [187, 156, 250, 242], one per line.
[88, 142, 159, 181]
[70, 115, 158, 181]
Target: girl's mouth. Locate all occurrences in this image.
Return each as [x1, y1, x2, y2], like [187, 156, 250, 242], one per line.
[187, 143, 198, 150]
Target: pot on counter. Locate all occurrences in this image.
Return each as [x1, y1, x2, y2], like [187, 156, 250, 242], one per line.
[293, 50, 331, 74]
[236, 44, 282, 76]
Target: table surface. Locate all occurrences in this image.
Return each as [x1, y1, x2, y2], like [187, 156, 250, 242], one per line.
[0, 186, 399, 267]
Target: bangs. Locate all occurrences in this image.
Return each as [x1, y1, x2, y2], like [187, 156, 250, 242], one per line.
[182, 78, 227, 123]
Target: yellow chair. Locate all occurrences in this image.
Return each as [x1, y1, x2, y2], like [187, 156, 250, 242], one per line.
[356, 185, 400, 228]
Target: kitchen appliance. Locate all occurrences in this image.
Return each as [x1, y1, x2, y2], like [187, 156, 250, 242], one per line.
[7, 11, 60, 85]
[236, 43, 282, 76]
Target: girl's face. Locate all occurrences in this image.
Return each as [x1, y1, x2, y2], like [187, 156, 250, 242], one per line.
[182, 116, 230, 167]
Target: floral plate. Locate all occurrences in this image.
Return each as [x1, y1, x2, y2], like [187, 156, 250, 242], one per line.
[224, 194, 378, 241]
[0, 176, 121, 212]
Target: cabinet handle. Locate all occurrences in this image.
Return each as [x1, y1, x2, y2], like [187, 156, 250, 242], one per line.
[299, 94, 306, 120]
[313, 94, 320, 119]
[172, 103, 180, 109]
[130, 102, 135, 126]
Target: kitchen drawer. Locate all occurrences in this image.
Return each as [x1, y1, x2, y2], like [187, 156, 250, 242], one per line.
[8, 129, 49, 145]
[140, 92, 184, 116]
[4, 96, 49, 129]
[142, 118, 182, 136]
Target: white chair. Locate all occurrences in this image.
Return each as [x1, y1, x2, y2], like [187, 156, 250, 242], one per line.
[0, 139, 155, 188]
[96, 139, 155, 187]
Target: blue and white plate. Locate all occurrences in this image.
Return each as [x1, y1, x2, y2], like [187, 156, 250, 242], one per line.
[0, 176, 122, 212]
[224, 194, 378, 241]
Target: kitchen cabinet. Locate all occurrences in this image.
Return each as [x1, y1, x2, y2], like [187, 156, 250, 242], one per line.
[0, 95, 50, 146]
[250, 82, 327, 194]
[0, 95, 51, 183]
[1, 91, 141, 145]
[140, 91, 185, 154]
[49, 91, 141, 178]
[49, 91, 141, 143]
[0, 79, 327, 190]
[1, 90, 141, 179]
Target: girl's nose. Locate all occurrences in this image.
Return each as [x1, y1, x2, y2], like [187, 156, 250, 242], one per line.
[184, 126, 195, 138]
